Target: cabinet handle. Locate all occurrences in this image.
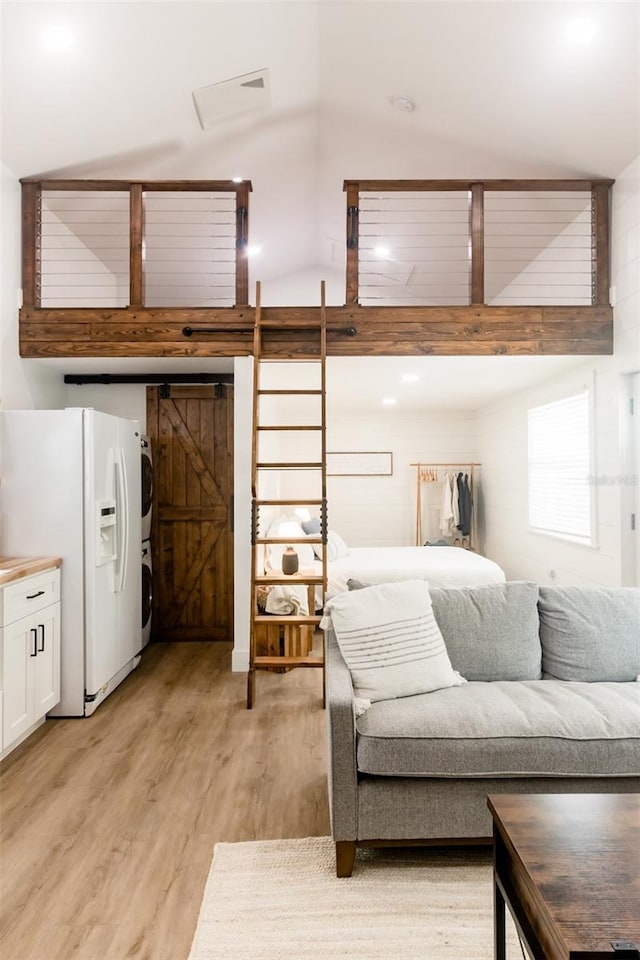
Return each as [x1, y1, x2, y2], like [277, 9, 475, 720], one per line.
[30, 628, 38, 657]
[27, 590, 45, 600]
[37, 624, 45, 652]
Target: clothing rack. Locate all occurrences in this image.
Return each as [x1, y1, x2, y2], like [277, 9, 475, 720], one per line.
[411, 461, 481, 548]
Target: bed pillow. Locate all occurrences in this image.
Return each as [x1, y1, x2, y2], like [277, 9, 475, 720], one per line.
[313, 529, 349, 562]
[301, 516, 321, 535]
[322, 579, 465, 702]
[539, 585, 640, 681]
[428, 582, 541, 681]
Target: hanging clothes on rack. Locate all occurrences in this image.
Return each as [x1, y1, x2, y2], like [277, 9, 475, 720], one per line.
[439, 472, 454, 536]
[452, 474, 460, 531]
[456, 473, 472, 537]
[411, 461, 480, 549]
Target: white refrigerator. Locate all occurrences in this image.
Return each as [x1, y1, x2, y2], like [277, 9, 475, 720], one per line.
[0, 408, 142, 716]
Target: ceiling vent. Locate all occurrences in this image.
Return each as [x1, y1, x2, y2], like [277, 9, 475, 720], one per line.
[192, 68, 271, 129]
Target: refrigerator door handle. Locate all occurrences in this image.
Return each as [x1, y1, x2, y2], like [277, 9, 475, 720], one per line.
[114, 448, 130, 594]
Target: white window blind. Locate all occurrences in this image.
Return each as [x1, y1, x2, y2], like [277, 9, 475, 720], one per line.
[528, 390, 593, 544]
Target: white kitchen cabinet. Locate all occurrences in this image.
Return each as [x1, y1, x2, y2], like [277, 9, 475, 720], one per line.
[1, 567, 61, 756]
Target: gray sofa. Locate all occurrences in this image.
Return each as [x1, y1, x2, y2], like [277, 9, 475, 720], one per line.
[326, 581, 640, 876]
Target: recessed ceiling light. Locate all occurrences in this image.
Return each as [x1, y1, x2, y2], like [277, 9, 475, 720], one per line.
[246, 245, 262, 257]
[402, 374, 420, 383]
[565, 18, 596, 43]
[382, 397, 397, 406]
[389, 95, 416, 113]
[374, 245, 391, 258]
[42, 24, 74, 52]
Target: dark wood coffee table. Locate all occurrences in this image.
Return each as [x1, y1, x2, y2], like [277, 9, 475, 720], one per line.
[487, 793, 640, 960]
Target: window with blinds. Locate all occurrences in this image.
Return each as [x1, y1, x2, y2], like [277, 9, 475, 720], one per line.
[528, 389, 594, 545]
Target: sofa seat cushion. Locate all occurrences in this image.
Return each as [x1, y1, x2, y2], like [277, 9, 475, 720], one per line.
[355, 680, 640, 778]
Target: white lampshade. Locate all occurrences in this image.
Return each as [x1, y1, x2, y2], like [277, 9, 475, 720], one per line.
[277, 520, 302, 538]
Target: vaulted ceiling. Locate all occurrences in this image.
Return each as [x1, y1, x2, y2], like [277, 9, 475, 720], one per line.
[2, 0, 638, 291]
[2, 2, 637, 406]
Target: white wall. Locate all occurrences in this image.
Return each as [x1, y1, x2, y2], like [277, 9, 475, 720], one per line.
[259, 264, 344, 306]
[63, 383, 147, 427]
[327, 408, 478, 548]
[476, 156, 640, 587]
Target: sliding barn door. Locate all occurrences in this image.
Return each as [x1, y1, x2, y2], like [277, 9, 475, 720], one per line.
[147, 385, 234, 641]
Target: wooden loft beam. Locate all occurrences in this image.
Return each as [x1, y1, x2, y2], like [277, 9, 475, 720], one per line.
[235, 181, 251, 306]
[345, 182, 359, 304]
[344, 178, 615, 191]
[129, 184, 143, 307]
[470, 184, 484, 305]
[19, 303, 613, 359]
[21, 181, 41, 308]
[592, 183, 610, 306]
[20, 179, 253, 192]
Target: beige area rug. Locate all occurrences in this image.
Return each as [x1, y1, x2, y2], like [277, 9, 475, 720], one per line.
[188, 837, 523, 959]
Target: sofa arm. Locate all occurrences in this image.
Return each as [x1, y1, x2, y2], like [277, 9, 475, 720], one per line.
[325, 629, 358, 842]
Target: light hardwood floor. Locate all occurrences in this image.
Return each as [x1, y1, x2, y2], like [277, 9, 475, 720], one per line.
[0, 642, 330, 960]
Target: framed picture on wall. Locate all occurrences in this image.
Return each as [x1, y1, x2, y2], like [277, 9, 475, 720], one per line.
[326, 451, 393, 476]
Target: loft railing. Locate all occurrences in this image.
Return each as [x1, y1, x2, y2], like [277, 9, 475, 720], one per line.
[21, 179, 252, 309]
[343, 179, 612, 308]
[18, 176, 613, 359]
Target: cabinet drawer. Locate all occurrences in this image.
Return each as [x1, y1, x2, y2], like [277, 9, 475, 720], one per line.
[0, 568, 60, 626]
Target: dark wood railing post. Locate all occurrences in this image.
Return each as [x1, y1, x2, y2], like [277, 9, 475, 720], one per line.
[21, 181, 41, 308]
[344, 181, 359, 304]
[470, 183, 485, 305]
[235, 182, 250, 306]
[130, 183, 143, 307]
[591, 183, 610, 306]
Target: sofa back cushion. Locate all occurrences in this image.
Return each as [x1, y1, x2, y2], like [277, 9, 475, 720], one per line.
[429, 581, 541, 681]
[539, 585, 640, 681]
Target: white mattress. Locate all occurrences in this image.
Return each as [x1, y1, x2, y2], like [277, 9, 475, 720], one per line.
[319, 546, 505, 599]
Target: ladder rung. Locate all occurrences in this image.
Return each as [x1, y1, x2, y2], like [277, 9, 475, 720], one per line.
[257, 462, 323, 469]
[258, 320, 324, 329]
[256, 537, 323, 544]
[256, 575, 325, 585]
[258, 389, 323, 395]
[253, 656, 323, 668]
[257, 425, 322, 431]
[253, 615, 322, 625]
[254, 499, 324, 506]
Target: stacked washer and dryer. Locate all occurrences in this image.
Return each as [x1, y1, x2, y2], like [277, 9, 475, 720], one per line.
[141, 436, 153, 648]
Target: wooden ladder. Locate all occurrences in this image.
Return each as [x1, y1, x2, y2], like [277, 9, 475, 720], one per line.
[247, 281, 328, 708]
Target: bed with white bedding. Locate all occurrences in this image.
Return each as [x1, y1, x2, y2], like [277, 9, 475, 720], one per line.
[317, 545, 505, 599]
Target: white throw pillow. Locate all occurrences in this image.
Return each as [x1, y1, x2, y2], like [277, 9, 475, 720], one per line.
[323, 579, 465, 702]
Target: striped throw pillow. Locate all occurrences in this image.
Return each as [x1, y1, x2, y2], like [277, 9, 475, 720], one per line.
[324, 579, 465, 702]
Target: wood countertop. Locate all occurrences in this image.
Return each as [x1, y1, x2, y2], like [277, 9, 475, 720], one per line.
[0, 556, 62, 586]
